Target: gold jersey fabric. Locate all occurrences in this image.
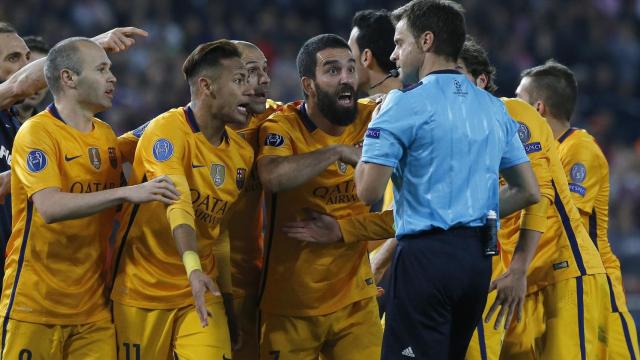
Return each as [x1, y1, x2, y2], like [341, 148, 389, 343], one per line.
[111, 106, 254, 309]
[498, 99, 604, 294]
[257, 99, 378, 316]
[223, 99, 282, 297]
[557, 127, 627, 311]
[2, 105, 121, 324]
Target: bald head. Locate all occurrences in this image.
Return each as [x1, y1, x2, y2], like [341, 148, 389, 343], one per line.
[44, 37, 102, 95]
[231, 40, 270, 115]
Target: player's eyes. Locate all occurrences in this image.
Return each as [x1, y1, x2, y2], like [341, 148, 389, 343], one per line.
[7, 55, 18, 63]
[328, 68, 339, 75]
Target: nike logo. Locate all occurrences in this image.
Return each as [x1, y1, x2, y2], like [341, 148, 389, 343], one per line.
[65, 155, 81, 162]
[192, 163, 205, 168]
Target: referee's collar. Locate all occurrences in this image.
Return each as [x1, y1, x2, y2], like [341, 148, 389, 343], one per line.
[425, 69, 462, 77]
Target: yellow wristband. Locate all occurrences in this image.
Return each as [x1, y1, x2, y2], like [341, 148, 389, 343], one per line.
[182, 251, 202, 278]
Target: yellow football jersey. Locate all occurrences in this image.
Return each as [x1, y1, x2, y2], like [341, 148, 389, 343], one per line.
[223, 99, 282, 297]
[111, 105, 254, 309]
[498, 99, 604, 294]
[257, 99, 378, 316]
[2, 105, 121, 324]
[557, 128, 627, 311]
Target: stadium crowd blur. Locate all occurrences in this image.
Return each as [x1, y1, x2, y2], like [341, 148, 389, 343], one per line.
[2, 0, 640, 311]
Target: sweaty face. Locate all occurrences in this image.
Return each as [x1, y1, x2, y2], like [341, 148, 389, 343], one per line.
[241, 46, 270, 115]
[311, 47, 358, 126]
[390, 18, 423, 86]
[213, 57, 251, 126]
[0, 33, 30, 82]
[348, 27, 369, 93]
[73, 43, 116, 113]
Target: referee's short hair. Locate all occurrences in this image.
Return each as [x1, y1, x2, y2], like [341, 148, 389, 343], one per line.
[521, 60, 578, 121]
[391, 0, 466, 61]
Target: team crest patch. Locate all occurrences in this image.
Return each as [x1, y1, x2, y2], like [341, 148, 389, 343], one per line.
[211, 164, 225, 187]
[365, 128, 381, 139]
[264, 133, 285, 147]
[88, 147, 101, 170]
[517, 122, 531, 144]
[152, 138, 174, 162]
[26, 149, 47, 173]
[337, 161, 348, 174]
[132, 121, 150, 138]
[570, 163, 586, 184]
[236, 168, 247, 189]
[108, 147, 118, 169]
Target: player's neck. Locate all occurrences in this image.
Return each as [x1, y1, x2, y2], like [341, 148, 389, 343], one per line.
[419, 54, 458, 80]
[547, 116, 571, 140]
[367, 71, 402, 96]
[191, 101, 226, 147]
[304, 101, 346, 137]
[53, 99, 94, 133]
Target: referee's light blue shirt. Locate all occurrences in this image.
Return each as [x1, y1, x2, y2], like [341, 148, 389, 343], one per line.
[361, 70, 529, 239]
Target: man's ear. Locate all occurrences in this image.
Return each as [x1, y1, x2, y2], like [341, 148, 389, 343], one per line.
[476, 73, 488, 89]
[198, 77, 215, 98]
[302, 77, 316, 98]
[60, 69, 77, 89]
[361, 48, 373, 69]
[419, 31, 435, 52]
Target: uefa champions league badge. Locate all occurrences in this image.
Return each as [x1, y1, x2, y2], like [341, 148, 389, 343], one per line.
[517, 122, 531, 144]
[264, 133, 285, 147]
[152, 138, 174, 162]
[570, 163, 587, 183]
[26, 149, 47, 173]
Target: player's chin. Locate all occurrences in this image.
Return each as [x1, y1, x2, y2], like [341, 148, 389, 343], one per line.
[247, 101, 266, 116]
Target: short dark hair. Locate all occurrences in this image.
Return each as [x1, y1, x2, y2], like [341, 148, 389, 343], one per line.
[182, 40, 242, 83]
[296, 34, 351, 79]
[391, 0, 466, 61]
[23, 36, 50, 55]
[352, 10, 396, 73]
[459, 36, 497, 93]
[0, 22, 17, 34]
[521, 60, 578, 121]
[44, 37, 96, 95]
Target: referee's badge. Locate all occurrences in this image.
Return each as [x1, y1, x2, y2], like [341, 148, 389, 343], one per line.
[210, 163, 225, 187]
[88, 147, 101, 170]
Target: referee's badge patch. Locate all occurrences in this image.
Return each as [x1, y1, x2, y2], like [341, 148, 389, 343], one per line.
[264, 133, 285, 147]
[517, 122, 531, 144]
[365, 128, 381, 139]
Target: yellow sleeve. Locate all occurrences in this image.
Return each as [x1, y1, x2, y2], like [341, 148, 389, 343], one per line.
[117, 132, 139, 165]
[562, 141, 602, 215]
[520, 128, 553, 232]
[338, 209, 395, 243]
[257, 119, 294, 160]
[12, 122, 62, 197]
[138, 120, 194, 230]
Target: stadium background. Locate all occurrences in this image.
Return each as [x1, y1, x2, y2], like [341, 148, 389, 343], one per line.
[2, 0, 640, 322]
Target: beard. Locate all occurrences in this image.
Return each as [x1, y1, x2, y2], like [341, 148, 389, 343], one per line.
[315, 84, 358, 126]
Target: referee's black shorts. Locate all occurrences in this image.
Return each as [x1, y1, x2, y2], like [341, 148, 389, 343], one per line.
[381, 227, 492, 360]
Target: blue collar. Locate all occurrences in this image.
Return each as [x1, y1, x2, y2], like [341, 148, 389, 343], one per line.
[558, 127, 577, 143]
[184, 104, 229, 141]
[297, 102, 317, 132]
[47, 103, 67, 124]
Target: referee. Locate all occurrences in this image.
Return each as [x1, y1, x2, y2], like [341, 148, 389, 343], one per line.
[355, 1, 540, 359]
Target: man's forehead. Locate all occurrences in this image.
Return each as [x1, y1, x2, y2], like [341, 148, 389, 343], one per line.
[241, 47, 267, 65]
[316, 48, 354, 65]
[222, 57, 247, 72]
[0, 33, 28, 54]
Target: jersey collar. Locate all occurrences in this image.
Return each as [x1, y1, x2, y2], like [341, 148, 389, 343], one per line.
[297, 102, 317, 132]
[47, 103, 66, 124]
[558, 127, 577, 143]
[183, 104, 229, 142]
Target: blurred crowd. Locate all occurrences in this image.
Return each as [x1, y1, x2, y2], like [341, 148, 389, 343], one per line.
[2, 0, 640, 304]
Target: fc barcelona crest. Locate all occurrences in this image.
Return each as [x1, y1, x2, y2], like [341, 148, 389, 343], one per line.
[88, 147, 101, 170]
[108, 147, 118, 169]
[337, 161, 348, 174]
[210, 164, 225, 187]
[236, 168, 247, 189]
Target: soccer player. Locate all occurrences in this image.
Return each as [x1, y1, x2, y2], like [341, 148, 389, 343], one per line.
[518, 60, 639, 359]
[349, 9, 401, 96]
[15, 36, 51, 122]
[1, 37, 178, 360]
[457, 37, 610, 359]
[256, 34, 382, 359]
[110, 40, 254, 360]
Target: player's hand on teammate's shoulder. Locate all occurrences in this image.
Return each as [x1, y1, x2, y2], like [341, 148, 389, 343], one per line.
[125, 175, 180, 205]
[189, 269, 221, 327]
[92, 27, 149, 53]
[485, 267, 527, 330]
[282, 208, 342, 244]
